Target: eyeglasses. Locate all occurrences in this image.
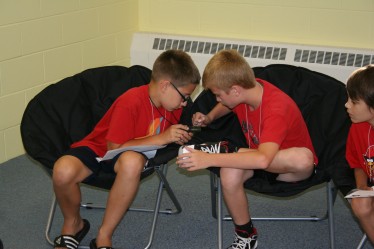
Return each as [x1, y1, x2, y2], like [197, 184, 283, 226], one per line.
[170, 82, 190, 102]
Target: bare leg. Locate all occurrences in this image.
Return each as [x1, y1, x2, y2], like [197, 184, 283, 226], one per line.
[351, 197, 374, 244]
[220, 168, 254, 225]
[95, 151, 146, 247]
[53, 155, 92, 249]
[267, 147, 315, 182]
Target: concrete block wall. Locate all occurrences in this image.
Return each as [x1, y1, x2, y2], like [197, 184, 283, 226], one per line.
[1, 0, 373, 164]
[0, 0, 138, 163]
[139, 0, 374, 50]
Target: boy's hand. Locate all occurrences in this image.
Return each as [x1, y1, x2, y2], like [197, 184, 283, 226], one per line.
[192, 112, 211, 127]
[176, 146, 211, 171]
[164, 124, 193, 145]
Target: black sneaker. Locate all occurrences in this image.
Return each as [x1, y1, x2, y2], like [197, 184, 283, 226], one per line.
[226, 229, 258, 249]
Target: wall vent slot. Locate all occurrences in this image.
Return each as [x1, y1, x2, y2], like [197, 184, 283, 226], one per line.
[152, 37, 288, 62]
[294, 49, 373, 68]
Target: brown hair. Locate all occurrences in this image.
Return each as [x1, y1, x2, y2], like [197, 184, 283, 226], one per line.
[347, 64, 374, 108]
[152, 49, 201, 87]
[202, 49, 256, 92]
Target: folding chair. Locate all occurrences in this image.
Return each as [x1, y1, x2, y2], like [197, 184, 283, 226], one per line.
[187, 64, 351, 249]
[20, 65, 182, 248]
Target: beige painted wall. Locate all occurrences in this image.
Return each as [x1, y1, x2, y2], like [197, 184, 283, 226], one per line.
[0, 0, 138, 163]
[139, 0, 374, 50]
[1, 0, 373, 163]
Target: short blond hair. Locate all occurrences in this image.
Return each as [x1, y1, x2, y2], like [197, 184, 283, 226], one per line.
[202, 49, 256, 92]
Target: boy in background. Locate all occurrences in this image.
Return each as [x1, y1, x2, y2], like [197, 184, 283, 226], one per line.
[345, 64, 374, 245]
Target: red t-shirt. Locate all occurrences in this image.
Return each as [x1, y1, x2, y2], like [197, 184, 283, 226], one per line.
[233, 79, 318, 164]
[346, 122, 374, 181]
[71, 85, 181, 157]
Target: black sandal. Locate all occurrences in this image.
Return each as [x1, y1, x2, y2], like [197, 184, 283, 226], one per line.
[54, 219, 90, 249]
[89, 239, 114, 249]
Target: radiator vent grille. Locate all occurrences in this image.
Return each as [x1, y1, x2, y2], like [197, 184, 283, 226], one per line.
[152, 38, 287, 61]
[294, 49, 374, 67]
[152, 37, 374, 68]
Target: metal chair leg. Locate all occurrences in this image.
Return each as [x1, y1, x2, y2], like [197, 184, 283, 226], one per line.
[357, 234, 367, 249]
[210, 172, 218, 219]
[217, 177, 223, 249]
[327, 180, 336, 249]
[144, 164, 182, 249]
[45, 194, 57, 246]
[155, 165, 182, 214]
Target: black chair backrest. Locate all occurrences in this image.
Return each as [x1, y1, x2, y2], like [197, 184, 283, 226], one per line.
[251, 64, 353, 195]
[189, 64, 353, 196]
[21, 65, 152, 189]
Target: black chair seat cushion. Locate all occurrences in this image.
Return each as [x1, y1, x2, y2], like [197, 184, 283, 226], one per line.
[21, 65, 153, 189]
[187, 64, 353, 197]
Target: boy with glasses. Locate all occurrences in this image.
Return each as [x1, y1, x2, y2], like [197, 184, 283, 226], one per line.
[52, 49, 200, 249]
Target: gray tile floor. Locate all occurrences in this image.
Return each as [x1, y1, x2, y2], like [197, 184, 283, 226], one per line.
[0, 155, 372, 249]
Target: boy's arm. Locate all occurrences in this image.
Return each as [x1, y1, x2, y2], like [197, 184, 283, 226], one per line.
[354, 168, 371, 190]
[108, 124, 192, 150]
[178, 141, 280, 171]
[193, 103, 231, 126]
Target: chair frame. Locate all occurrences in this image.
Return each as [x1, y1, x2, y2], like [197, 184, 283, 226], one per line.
[20, 65, 183, 248]
[210, 172, 338, 249]
[357, 234, 367, 249]
[45, 164, 181, 249]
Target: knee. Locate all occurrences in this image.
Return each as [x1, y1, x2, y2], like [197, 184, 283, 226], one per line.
[115, 151, 145, 177]
[220, 168, 246, 191]
[351, 198, 373, 219]
[290, 148, 314, 173]
[53, 156, 81, 186]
